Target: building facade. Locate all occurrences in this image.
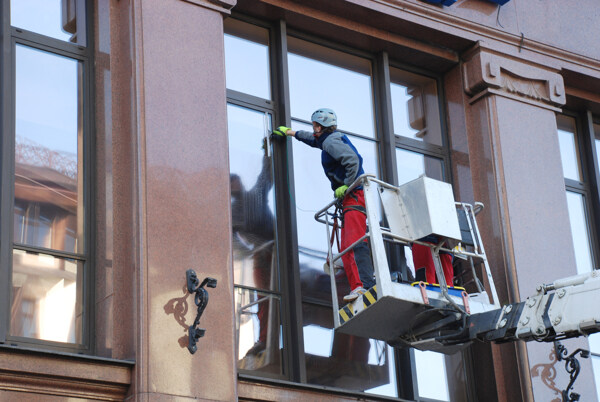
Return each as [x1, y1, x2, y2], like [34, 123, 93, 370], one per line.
[1, 0, 600, 401]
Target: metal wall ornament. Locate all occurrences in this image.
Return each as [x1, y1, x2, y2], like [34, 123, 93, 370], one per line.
[554, 341, 590, 402]
[185, 269, 217, 354]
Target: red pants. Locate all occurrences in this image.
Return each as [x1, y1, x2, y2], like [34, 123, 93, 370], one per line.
[340, 190, 374, 290]
[412, 243, 453, 286]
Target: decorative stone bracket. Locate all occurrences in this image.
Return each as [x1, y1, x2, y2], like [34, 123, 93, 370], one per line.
[462, 46, 566, 111]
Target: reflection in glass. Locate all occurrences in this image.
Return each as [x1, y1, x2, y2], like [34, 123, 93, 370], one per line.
[590, 333, 600, 352]
[593, 356, 600, 402]
[415, 350, 450, 400]
[288, 37, 375, 138]
[390, 67, 442, 146]
[396, 148, 444, 186]
[14, 45, 82, 254]
[292, 120, 378, 303]
[557, 115, 581, 181]
[235, 287, 283, 375]
[224, 19, 271, 100]
[302, 302, 396, 397]
[10, 250, 82, 343]
[566, 191, 594, 274]
[590, 334, 600, 401]
[11, 0, 86, 45]
[227, 104, 278, 291]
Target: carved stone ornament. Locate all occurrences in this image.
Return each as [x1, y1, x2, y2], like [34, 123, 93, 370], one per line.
[463, 47, 566, 110]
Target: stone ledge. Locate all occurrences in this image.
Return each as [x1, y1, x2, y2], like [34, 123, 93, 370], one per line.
[0, 346, 133, 401]
[181, 0, 237, 14]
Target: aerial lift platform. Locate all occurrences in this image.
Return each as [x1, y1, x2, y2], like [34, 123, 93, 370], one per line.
[315, 175, 600, 354]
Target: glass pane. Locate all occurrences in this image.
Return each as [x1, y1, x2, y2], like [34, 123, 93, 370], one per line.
[224, 19, 271, 100]
[227, 104, 278, 291]
[566, 191, 594, 274]
[396, 148, 444, 186]
[415, 350, 450, 400]
[593, 356, 600, 402]
[589, 333, 600, 353]
[302, 303, 396, 397]
[292, 120, 378, 304]
[556, 115, 581, 181]
[10, 249, 82, 343]
[11, 0, 86, 45]
[15, 45, 83, 254]
[235, 287, 283, 375]
[390, 67, 442, 146]
[288, 37, 375, 138]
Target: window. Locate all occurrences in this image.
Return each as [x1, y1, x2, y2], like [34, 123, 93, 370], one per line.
[225, 16, 465, 400]
[1, 0, 91, 351]
[557, 112, 600, 396]
[556, 114, 598, 274]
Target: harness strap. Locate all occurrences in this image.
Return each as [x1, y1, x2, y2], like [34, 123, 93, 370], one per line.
[326, 204, 342, 268]
[342, 204, 366, 217]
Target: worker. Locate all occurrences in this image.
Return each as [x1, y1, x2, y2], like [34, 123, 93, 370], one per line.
[273, 108, 375, 302]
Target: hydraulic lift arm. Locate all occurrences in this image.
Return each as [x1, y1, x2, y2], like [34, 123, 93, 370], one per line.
[468, 271, 600, 345]
[393, 270, 600, 352]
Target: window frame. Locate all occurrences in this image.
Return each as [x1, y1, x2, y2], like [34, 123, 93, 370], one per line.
[0, 0, 95, 353]
[226, 13, 457, 401]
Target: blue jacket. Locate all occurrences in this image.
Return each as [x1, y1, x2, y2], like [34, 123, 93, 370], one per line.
[295, 130, 364, 191]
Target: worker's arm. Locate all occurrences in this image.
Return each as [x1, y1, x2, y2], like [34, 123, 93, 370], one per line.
[293, 130, 320, 148]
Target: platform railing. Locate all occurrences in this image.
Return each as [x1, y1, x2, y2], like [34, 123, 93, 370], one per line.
[314, 174, 500, 329]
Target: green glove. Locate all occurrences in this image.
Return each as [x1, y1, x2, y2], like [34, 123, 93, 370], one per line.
[273, 126, 291, 136]
[334, 185, 349, 199]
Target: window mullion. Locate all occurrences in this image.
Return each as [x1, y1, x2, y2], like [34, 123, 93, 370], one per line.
[272, 19, 307, 384]
[374, 52, 397, 186]
[0, 0, 14, 343]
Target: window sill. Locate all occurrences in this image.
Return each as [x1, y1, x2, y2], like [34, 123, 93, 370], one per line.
[0, 344, 133, 401]
[238, 376, 408, 402]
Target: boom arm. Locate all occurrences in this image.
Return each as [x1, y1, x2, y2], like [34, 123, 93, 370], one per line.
[396, 270, 600, 352]
[469, 271, 600, 345]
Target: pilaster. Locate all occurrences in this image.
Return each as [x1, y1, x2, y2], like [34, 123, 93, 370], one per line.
[128, 0, 237, 400]
[459, 44, 596, 401]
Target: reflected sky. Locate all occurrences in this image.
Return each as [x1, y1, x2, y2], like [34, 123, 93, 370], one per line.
[303, 324, 332, 357]
[11, 0, 84, 45]
[593, 357, 600, 402]
[396, 148, 444, 185]
[557, 115, 581, 181]
[288, 51, 375, 138]
[16, 45, 79, 157]
[224, 34, 271, 100]
[558, 128, 581, 181]
[415, 350, 450, 400]
[566, 191, 594, 274]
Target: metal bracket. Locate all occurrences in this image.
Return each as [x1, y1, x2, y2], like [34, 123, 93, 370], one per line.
[554, 341, 590, 402]
[186, 269, 217, 354]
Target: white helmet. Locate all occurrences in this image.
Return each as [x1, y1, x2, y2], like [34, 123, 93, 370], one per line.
[311, 108, 337, 128]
